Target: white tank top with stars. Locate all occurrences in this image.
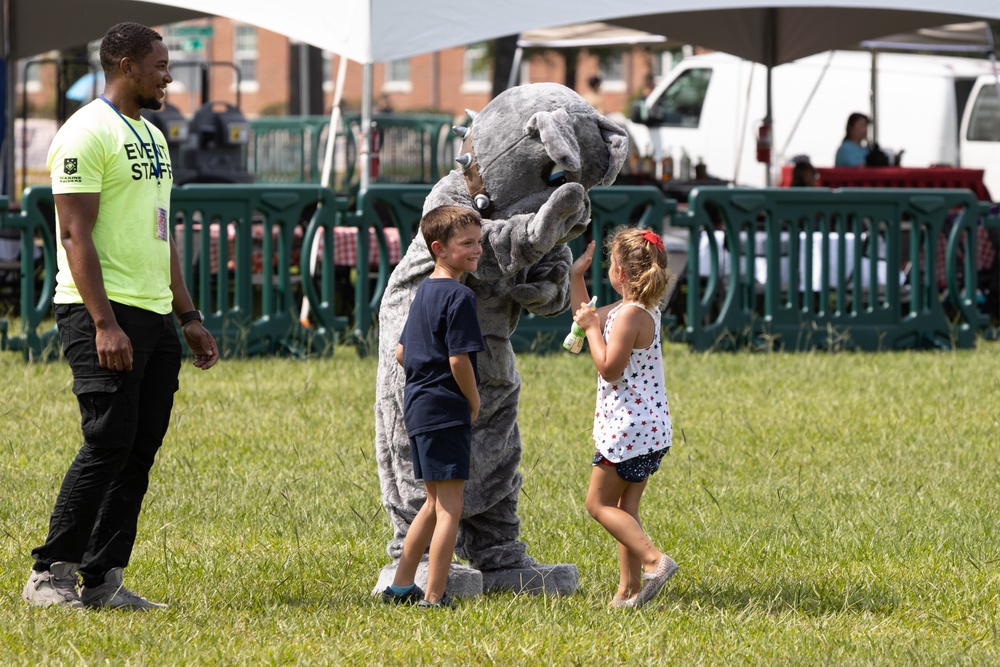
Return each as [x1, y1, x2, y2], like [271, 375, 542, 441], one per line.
[592, 302, 672, 463]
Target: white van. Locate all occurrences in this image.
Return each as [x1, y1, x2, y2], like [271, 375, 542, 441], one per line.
[621, 50, 997, 190]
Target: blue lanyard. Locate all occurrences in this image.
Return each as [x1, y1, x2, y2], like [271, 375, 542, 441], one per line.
[100, 95, 162, 185]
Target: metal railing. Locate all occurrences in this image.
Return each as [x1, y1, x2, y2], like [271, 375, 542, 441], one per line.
[675, 187, 997, 351]
[246, 113, 456, 191]
[4, 184, 997, 360]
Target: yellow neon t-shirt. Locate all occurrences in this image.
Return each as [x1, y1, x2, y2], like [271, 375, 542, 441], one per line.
[48, 99, 174, 314]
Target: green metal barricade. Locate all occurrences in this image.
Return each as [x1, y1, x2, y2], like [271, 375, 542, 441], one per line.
[344, 184, 676, 353]
[7, 183, 996, 360]
[246, 116, 336, 185]
[247, 114, 454, 192]
[677, 187, 989, 351]
[981, 208, 1000, 340]
[297, 193, 356, 341]
[171, 184, 348, 357]
[341, 113, 455, 189]
[346, 184, 432, 348]
[0, 188, 59, 360]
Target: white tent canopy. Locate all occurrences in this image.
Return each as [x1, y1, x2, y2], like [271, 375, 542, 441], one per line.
[603, 7, 998, 68]
[133, 0, 1000, 67]
[517, 23, 667, 50]
[128, 0, 1000, 189]
[7, 0, 1000, 191]
[860, 20, 995, 53]
[2, 2, 994, 70]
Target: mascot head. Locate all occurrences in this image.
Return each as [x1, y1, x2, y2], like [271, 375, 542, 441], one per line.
[453, 83, 628, 235]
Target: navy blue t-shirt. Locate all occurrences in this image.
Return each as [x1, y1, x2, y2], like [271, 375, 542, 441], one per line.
[400, 278, 484, 436]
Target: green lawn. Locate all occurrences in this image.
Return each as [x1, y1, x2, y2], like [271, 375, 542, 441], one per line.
[2, 344, 999, 665]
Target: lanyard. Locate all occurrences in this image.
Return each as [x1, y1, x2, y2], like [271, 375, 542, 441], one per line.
[100, 95, 162, 185]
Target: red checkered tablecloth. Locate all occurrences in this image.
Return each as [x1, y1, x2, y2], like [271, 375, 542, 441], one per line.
[932, 225, 996, 289]
[184, 224, 403, 274]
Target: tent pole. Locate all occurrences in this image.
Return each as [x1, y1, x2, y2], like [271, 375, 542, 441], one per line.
[320, 54, 347, 188]
[765, 64, 772, 186]
[2, 60, 11, 199]
[301, 53, 347, 327]
[360, 60, 373, 194]
[764, 8, 775, 187]
[2, 0, 12, 198]
[870, 49, 878, 147]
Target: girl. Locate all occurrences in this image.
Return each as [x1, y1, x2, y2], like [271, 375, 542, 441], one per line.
[570, 227, 677, 608]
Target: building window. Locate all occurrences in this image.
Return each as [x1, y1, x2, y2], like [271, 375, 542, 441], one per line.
[19, 58, 42, 94]
[322, 50, 333, 92]
[519, 58, 531, 85]
[598, 53, 626, 92]
[462, 42, 490, 93]
[651, 50, 680, 80]
[234, 23, 258, 90]
[384, 58, 412, 93]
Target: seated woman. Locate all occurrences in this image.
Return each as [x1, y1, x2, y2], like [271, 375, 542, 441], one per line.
[834, 112, 870, 167]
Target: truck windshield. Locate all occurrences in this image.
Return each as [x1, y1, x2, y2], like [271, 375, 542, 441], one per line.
[649, 68, 712, 128]
[966, 83, 1000, 141]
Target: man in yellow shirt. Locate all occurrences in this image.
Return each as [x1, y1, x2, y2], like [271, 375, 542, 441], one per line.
[23, 22, 218, 611]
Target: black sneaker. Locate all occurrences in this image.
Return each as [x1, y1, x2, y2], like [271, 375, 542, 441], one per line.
[417, 593, 456, 609]
[381, 584, 424, 605]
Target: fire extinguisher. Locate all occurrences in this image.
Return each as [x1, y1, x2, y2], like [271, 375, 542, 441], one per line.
[756, 121, 772, 164]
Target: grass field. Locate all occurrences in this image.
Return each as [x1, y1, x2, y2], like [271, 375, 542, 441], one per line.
[2, 342, 999, 665]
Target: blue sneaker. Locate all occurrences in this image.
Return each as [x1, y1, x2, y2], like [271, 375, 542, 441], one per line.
[381, 584, 424, 605]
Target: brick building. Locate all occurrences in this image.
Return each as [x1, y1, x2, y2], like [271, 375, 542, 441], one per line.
[12, 19, 677, 192]
[21, 18, 676, 122]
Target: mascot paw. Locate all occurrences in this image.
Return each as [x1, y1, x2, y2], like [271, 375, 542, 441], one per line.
[537, 182, 590, 244]
[509, 281, 559, 310]
[511, 245, 571, 314]
[481, 563, 580, 596]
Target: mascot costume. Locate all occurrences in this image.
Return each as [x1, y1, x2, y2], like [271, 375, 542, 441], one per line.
[374, 83, 628, 595]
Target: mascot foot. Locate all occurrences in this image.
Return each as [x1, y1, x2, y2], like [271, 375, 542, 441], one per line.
[373, 560, 483, 599]
[481, 563, 579, 596]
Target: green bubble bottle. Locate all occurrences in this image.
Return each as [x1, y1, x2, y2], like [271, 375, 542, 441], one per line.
[563, 296, 597, 353]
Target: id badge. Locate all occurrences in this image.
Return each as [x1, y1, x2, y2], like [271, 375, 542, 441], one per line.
[155, 207, 168, 241]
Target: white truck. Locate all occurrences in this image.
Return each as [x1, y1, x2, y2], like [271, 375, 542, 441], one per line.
[620, 50, 1000, 196]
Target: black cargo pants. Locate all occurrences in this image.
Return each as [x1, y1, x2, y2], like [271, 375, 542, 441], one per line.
[31, 301, 181, 588]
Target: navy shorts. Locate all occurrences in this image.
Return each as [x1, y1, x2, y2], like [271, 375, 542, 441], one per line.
[409, 425, 472, 481]
[593, 449, 667, 483]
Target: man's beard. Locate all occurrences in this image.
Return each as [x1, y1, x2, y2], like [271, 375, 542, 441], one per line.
[138, 94, 163, 111]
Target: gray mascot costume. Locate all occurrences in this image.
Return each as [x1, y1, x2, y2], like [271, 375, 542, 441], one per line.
[374, 83, 628, 595]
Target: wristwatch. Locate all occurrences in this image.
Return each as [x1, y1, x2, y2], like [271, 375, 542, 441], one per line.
[178, 310, 204, 327]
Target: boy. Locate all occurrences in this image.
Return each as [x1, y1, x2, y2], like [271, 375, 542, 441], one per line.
[382, 205, 484, 609]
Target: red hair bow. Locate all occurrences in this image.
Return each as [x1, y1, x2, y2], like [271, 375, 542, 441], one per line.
[643, 230, 664, 252]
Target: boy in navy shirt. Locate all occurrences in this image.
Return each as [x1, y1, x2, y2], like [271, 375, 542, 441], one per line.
[383, 205, 484, 609]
